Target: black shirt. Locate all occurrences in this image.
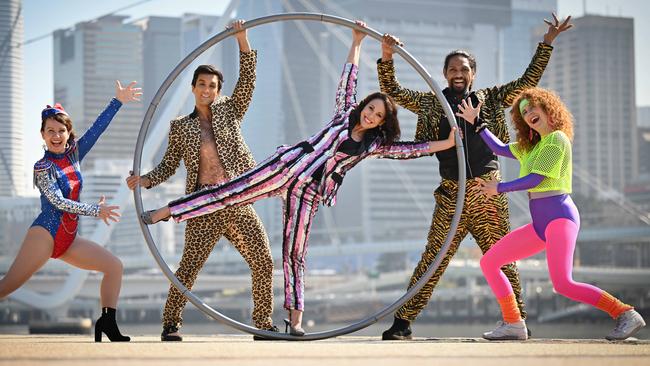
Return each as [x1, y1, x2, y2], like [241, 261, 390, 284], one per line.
[437, 88, 499, 180]
[311, 121, 378, 182]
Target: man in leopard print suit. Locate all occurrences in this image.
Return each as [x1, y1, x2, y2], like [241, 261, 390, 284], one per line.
[127, 20, 276, 341]
[378, 14, 572, 340]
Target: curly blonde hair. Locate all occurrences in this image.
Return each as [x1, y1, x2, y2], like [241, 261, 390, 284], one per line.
[510, 87, 573, 152]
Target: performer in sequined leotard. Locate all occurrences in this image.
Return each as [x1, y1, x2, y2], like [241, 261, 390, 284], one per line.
[0, 81, 141, 342]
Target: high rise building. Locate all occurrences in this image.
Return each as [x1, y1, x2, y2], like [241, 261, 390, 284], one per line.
[637, 107, 650, 181]
[52, 16, 144, 260]
[501, 0, 557, 83]
[53, 15, 143, 172]
[51, 15, 191, 261]
[0, 0, 26, 197]
[131, 16, 182, 108]
[540, 15, 637, 197]
[638, 106, 650, 128]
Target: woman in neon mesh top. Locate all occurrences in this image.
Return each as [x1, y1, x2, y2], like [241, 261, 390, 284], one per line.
[141, 21, 457, 336]
[456, 87, 645, 341]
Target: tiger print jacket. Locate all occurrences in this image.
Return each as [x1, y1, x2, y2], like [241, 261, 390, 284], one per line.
[377, 43, 553, 180]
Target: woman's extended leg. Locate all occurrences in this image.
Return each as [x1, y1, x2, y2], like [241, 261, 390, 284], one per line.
[281, 181, 320, 335]
[59, 236, 123, 307]
[59, 236, 129, 342]
[544, 218, 645, 339]
[169, 147, 305, 222]
[0, 227, 53, 299]
[479, 223, 545, 340]
[480, 223, 545, 308]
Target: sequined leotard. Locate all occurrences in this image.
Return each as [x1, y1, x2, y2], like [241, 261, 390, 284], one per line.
[31, 98, 122, 258]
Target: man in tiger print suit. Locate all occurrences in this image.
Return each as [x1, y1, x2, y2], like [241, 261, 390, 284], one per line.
[377, 14, 573, 339]
[126, 20, 276, 341]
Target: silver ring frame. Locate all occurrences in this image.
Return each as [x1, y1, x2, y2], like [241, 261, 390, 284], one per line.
[133, 12, 466, 341]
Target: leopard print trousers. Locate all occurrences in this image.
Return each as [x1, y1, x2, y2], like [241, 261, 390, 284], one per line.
[162, 204, 274, 329]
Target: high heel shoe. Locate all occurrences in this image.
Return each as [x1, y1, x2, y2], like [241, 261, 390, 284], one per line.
[94, 307, 130, 342]
[140, 209, 170, 225]
[284, 318, 305, 336]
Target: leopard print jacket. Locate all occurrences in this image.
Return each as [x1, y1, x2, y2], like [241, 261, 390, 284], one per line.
[144, 51, 258, 194]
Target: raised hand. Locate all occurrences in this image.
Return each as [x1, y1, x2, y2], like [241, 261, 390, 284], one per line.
[352, 20, 368, 44]
[228, 19, 247, 42]
[347, 20, 368, 65]
[115, 80, 142, 104]
[455, 98, 482, 124]
[98, 195, 121, 225]
[543, 13, 573, 45]
[381, 33, 403, 60]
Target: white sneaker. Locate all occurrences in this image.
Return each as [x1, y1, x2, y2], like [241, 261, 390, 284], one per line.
[606, 309, 646, 341]
[483, 320, 528, 340]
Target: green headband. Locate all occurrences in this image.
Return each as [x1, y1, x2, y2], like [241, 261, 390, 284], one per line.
[518, 98, 529, 115]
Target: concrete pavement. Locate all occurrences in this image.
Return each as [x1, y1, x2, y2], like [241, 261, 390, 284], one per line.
[1, 334, 649, 366]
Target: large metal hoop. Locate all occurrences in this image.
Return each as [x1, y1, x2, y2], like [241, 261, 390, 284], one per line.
[133, 12, 466, 341]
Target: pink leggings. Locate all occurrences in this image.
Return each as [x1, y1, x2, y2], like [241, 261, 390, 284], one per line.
[480, 218, 603, 306]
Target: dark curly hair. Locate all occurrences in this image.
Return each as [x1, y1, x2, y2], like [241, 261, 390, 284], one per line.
[510, 87, 574, 152]
[348, 92, 400, 144]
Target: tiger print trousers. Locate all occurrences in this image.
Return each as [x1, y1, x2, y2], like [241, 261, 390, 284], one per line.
[395, 171, 527, 321]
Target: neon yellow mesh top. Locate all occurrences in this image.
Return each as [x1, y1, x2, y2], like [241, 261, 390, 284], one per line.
[509, 130, 572, 193]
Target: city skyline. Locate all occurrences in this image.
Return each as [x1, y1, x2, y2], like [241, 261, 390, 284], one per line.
[14, 0, 650, 196]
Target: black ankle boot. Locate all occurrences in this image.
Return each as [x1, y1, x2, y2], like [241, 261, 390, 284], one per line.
[161, 324, 183, 342]
[95, 307, 131, 342]
[381, 317, 412, 340]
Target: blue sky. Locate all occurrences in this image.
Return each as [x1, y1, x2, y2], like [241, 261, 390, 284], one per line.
[19, 0, 650, 170]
